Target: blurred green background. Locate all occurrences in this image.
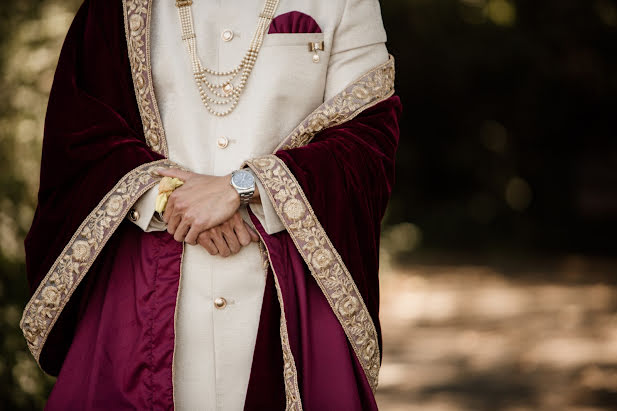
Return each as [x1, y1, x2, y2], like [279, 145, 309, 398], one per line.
[1, 0, 615, 410]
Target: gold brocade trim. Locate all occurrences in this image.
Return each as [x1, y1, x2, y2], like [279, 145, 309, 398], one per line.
[171, 240, 185, 406]
[255, 230, 303, 411]
[20, 159, 177, 364]
[257, 241, 270, 276]
[247, 155, 382, 393]
[274, 55, 395, 152]
[123, 0, 168, 156]
[274, 274, 303, 411]
[243, 56, 396, 393]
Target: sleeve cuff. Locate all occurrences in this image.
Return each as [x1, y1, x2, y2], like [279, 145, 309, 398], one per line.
[127, 184, 167, 232]
[249, 179, 286, 235]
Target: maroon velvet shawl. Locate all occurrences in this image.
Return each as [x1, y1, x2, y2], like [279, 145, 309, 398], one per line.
[21, 0, 401, 409]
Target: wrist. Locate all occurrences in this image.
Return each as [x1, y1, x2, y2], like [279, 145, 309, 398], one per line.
[224, 174, 241, 207]
[249, 180, 260, 204]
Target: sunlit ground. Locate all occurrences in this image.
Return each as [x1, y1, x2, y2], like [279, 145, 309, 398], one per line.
[376, 254, 617, 411]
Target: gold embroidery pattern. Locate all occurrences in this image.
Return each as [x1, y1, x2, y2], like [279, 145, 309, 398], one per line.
[255, 230, 303, 410]
[257, 241, 270, 277]
[247, 155, 382, 392]
[274, 56, 395, 152]
[251, 205, 301, 406]
[245, 56, 396, 393]
[123, 0, 168, 156]
[275, 274, 303, 411]
[171, 241, 185, 406]
[20, 159, 177, 363]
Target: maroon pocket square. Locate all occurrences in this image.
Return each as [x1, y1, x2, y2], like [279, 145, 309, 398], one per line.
[268, 11, 322, 34]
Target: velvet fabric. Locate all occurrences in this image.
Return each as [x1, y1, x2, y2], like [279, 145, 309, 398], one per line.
[25, 0, 401, 409]
[268, 11, 322, 34]
[244, 96, 402, 410]
[24, 0, 165, 375]
[246, 215, 371, 410]
[46, 226, 182, 409]
[276, 96, 403, 361]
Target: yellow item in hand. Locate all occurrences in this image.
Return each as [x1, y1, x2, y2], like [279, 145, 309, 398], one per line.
[155, 177, 184, 213]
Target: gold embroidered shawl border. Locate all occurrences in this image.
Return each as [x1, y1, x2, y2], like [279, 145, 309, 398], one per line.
[274, 55, 395, 152]
[246, 156, 382, 392]
[171, 241, 185, 406]
[123, 0, 168, 157]
[273, 274, 303, 411]
[20, 159, 177, 364]
[255, 231, 303, 411]
[250, 55, 396, 394]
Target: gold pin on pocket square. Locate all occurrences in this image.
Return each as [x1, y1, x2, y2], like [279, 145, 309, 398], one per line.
[308, 41, 325, 63]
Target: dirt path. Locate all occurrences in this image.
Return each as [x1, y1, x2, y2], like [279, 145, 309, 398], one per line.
[375, 255, 617, 410]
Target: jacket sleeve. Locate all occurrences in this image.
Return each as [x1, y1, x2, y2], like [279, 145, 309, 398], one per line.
[249, 180, 286, 234]
[127, 184, 167, 232]
[324, 0, 389, 100]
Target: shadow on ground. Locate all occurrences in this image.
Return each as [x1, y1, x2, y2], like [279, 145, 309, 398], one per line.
[375, 254, 617, 411]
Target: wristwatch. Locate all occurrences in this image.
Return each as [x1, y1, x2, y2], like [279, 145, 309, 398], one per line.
[230, 169, 255, 206]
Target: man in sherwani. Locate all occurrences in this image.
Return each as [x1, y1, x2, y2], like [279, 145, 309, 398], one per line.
[21, 0, 401, 409]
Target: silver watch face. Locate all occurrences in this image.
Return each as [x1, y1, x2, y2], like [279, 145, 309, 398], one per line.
[232, 170, 255, 190]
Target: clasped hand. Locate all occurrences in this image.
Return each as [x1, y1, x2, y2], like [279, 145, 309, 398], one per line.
[156, 168, 259, 257]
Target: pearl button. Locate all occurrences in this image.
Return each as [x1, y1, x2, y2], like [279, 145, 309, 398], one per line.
[128, 208, 140, 222]
[221, 29, 234, 42]
[312, 54, 320, 63]
[214, 297, 227, 309]
[217, 136, 229, 149]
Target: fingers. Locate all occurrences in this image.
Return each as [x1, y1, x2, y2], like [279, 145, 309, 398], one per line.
[162, 193, 175, 223]
[174, 218, 191, 242]
[221, 222, 241, 255]
[197, 232, 218, 255]
[156, 167, 194, 181]
[233, 223, 252, 247]
[210, 227, 232, 257]
[191, 212, 261, 257]
[231, 213, 251, 247]
[230, 212, 259, 243]
[167, 214, 182, 236]
[184, 223, 202, 245]
[164, 193, 190, 238]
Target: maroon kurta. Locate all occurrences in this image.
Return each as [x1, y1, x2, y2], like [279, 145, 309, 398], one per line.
[21, 0, 401, 409]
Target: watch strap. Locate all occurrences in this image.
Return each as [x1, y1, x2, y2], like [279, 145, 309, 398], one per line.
[238, 191, 252, 206]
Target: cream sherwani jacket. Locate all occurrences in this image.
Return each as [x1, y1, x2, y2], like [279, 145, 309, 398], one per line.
[124, 0, 388, 409]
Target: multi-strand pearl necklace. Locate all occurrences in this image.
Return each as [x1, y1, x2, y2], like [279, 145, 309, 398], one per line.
[175, 0, 280, 117]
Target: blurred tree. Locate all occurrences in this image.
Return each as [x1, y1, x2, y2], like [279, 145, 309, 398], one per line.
[382, 0, 617, 257]
[0, 0, 81, 408]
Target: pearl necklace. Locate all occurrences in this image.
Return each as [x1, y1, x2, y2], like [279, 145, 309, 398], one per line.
[175, 0, 280, 117]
